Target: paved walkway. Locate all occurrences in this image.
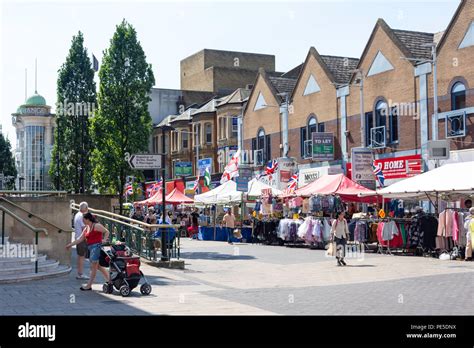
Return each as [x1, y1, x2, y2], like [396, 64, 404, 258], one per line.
[1, 239, 473, 315]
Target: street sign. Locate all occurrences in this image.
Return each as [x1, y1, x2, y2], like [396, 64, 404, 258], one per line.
[128, 154, 162, 169]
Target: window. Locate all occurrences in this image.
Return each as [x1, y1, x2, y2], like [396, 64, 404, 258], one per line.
[389, 106, 399, 143]
[205, 123, 212, 144]
[367, 51, 394, 77]
[459, 21, 474, 49]
[365, 111, 373, 147]
[181, 131, 188, 149]
[366, 101, 387, 148]
[252, 129, 270, 164]
[303, 74, 321, 96]
[232, 117, 239, 138]
[254, 92, 267, 111]
[446, 111, 466, 138]
[300, 115, 325, 158]
[451, 82, 466, 111]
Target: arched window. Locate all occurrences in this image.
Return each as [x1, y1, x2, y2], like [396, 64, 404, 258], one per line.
[451, 82, 466, 111]
[205, 123, 212, 144]
[251, 128, 270, 164]
[300, 115, 325, 158]
[366, 100, 388, 147]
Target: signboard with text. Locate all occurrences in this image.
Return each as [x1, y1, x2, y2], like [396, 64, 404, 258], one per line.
[347, 154, 422, 181]
[236, 167, 253, 192]
[174, 162, 193, 177]
[198, 158, 213, 176]
[128, 154, 162, 169]
[312, 132, 334, 161]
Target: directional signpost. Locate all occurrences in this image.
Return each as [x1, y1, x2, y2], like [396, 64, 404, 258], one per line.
[128, 154, 162, 170]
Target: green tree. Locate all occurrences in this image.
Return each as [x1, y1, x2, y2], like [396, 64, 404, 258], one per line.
[91, 20, 155, 213]
[0, 134, 17, 189]
[50, 31, 96, 193]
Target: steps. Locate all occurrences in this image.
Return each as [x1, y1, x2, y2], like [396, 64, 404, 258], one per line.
[0, 238, 71, 284]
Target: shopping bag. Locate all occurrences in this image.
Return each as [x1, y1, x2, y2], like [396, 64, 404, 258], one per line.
[233, 229, 243, 239]
[325, 242, 336, 257]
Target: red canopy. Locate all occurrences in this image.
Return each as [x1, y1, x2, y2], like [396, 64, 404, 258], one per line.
[294, 173, 380, 203]
[134, 188, 193, 206]
[165, 188, 194, 204]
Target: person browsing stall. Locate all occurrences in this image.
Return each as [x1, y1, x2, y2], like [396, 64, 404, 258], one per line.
[331, 211, 349, 267]
[222, 209, 236, 245]
[66, 213, 111, 291]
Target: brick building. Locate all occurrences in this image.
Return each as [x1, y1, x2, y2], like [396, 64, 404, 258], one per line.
[180, 49, 276, 94]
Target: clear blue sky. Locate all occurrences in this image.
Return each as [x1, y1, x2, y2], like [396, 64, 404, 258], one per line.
[0, 0, 459, 143]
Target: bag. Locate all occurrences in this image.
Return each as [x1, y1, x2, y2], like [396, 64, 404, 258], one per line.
[325, 242, 336, 257]
[233, 229, 243, 239]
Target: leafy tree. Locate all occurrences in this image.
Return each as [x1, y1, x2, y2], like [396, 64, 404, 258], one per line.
[91, 20, 155, 214]
[50, 31, 96, 192]
[0, 134, 17, 189]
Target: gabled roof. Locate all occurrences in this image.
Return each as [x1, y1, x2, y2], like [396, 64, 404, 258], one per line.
[437, 0, 469, 52]
[155, 115, 176, 128]
[268, 76, 298, 97]
[191, 98, 220, 115]
[289, 47, 359, 100]
[217, 88, 251, 107]
[281, 63, 304, 79]
[351, 18, 434, 83]
[171, 108, 197, 122]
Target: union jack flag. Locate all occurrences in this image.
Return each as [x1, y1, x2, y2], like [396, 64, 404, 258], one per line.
[193, 176, 200, 193]
[125, 184, 133, 196]
[258, 159, 278, 180]
[284, 172, 298, 195]
[372, 160, 385, 187]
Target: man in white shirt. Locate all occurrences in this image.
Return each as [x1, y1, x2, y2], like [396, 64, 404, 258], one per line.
[73, 202, 90, 280]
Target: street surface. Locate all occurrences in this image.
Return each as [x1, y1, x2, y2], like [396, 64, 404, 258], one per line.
[1, 239, 473, 315]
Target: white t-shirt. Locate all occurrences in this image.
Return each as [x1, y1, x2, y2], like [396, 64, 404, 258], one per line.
[74, 212, 85, 240]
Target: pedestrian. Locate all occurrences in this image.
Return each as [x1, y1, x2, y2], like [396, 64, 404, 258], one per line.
[331, 211, 349, 266]
[73, 202, 90, 280]
[464, 207, 474, 261]
[132, 206, 145, 222]
[66, 213, 111, 291]
[222, 208, 235, 245]
[145, 206, 157, 232]
[187, 208, 200, 239]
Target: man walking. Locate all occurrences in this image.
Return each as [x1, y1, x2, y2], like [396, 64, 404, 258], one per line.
[222, 209, 235, 245]
[73, 202, 90, 279]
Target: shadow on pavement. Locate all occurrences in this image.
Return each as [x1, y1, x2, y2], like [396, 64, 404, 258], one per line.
[180, 251, 256, 261]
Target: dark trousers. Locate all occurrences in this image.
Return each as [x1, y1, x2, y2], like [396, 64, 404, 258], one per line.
[334, 236, 347, 259]
[226, 227, 233, 242]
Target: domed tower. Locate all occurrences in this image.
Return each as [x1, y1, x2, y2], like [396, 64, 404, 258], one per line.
[12, 91, 55, 191]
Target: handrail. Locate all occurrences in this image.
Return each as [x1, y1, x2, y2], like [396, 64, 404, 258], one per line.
[0, 205, 48, 236]
[0, 197, 67, 233]
[0, 190, 67, 196]
[71, 203, 179, 230]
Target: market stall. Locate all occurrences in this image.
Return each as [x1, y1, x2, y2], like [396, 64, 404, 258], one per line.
[194, 180, 242, 205]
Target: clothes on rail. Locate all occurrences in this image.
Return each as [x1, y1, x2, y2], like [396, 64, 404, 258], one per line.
[297, 217, 332, 244]
[252, 219, 279, 243]
[277, 218, 303, 242]
[308, 196, 345, 214]
[408, 213, 438, 250]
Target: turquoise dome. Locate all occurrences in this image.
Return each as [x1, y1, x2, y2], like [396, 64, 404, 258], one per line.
[25, 93, 46, 106]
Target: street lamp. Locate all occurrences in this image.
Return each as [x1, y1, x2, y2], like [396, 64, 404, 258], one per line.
[263, 92, 290, 157]
[157, 124, 174, 262]
[348, 69, 365, 147]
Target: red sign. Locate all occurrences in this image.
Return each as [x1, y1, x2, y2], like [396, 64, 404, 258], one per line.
[347, 154, 422, 180]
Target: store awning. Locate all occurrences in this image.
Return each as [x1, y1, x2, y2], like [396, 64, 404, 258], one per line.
[194, 180, 243, 205]
[165, 188, 194, 204]
[359, 160, 474, 200]
[295, 173, 380, 203]
[247, 178, 283, 197]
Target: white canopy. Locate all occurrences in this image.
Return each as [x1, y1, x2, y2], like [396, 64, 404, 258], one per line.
[194, 180, 243, 205]
[360, 161, 474, 200]
[247, 178, 283, 197]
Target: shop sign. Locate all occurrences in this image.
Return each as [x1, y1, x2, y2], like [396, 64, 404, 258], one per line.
[174, 161, 193, 176]
[298, 165, 343, 186]
[236, 167, 253, 192]
[347, 154, 422, 180]
[351, 147, 374, 181]
[198, 158, 212, 176]
[312, 132, 334, 161]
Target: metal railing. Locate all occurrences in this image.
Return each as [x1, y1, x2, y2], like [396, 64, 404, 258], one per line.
[0, 197, 66, 234]
[0, 190, 67, 196]
[0, 205, 48, 273]
[70, 202, 181, 261]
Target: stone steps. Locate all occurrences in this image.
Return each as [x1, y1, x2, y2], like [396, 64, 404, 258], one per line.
[0, 236, 71, 284]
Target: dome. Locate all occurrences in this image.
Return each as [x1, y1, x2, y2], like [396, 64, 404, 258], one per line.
[25, 93, 46, 106]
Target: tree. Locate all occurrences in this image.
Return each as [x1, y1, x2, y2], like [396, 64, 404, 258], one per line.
[0, 134, 17, 189]
[91, 20, 155, 214]
[50, 31, 96, 193]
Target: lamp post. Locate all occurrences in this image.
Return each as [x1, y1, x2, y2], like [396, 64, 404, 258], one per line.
[263, 93, 289, 158]
[158, 124, 174, 262]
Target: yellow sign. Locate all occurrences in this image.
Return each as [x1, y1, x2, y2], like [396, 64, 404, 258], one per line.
[378, 209, 386, 218]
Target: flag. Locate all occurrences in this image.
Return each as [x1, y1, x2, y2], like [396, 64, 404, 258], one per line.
[204, 167, 211, 188]
[146, 178, 162, 198]
[124, 184, 133, 196]
[193, 176, 200, 193]
[258, 159, 279, 180]
[372, 160, 385, 187]
[220, 149, 240, 184]
[284, 172, 298, 195]
[92, 54, 99, 72]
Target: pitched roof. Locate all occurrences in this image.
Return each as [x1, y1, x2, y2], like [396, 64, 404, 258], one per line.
[281, 63, 304, 79]
[155, 115, 176, 128]
[437, 0, 469, 52]
[392, 29, 434, 60]
[320, 55, 360, 85]
[191, 98, 220, 115]
[172, 108, 197, 122]
[268, 76, 298, 97]
[217, 88, 251, 107]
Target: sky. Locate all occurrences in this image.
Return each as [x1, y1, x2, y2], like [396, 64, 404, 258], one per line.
[0, 0, 460, 144]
